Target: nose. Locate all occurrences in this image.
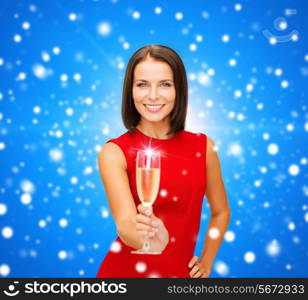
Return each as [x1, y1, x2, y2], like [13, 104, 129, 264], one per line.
[148, 86, 159, 100]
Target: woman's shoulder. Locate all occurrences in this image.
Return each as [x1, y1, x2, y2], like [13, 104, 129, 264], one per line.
[98, 139, 128, 170]
[182, 129, 207, 139]
[182, 130, 216, 155]
[98, 131, 132, 169]
[183, 129, 214, 142]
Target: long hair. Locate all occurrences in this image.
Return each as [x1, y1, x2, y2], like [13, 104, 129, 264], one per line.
[121, 44, 188, 136]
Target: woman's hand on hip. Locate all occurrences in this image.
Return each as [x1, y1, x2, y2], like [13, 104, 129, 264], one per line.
[188, 255, 212, 278]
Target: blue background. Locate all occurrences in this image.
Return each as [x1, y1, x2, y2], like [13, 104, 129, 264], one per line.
[0, 0, 307, 278]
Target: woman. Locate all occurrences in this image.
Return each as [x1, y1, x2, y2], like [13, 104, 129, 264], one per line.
[96, 45, 230, 278]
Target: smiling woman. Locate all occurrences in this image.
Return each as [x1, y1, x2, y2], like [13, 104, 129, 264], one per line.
[96, 44, 230, 278]
[132, 57, 176, 132]
[122, 45, 188, 140]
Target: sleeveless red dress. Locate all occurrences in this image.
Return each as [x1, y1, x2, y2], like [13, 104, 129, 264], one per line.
[96, 128, 207, 278]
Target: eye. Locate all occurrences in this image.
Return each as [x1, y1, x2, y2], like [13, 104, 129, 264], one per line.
[136, 82, 172, 87]
[161, 82, 172, 87]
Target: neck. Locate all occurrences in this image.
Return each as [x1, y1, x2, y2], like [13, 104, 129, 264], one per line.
[136, 122, 173, 139]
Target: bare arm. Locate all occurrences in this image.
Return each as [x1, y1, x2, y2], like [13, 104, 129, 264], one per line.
[98, 142, 169, 252]
[189, 136, 231, 278]
[98, 142, 143, 250]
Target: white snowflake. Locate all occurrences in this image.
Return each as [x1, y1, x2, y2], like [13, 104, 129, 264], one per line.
[214, 261, 229, 276]
[208, 227, 220, 239]
[135, 262, 147, 273]
[288, 164, 300, 176]
[267, 143, 279, 155]
[110, 241, 121, 253]
[224, 231, 235, 242]
[244, 251, 256, 263]
[2, 227, 14, 239]
[266, 240, 281, 256]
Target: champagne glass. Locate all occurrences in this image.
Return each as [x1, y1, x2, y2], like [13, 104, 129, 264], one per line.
[131, 149, 161, 255]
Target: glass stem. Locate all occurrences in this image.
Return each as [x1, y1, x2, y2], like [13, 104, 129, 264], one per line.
[142, 235, 150, 251]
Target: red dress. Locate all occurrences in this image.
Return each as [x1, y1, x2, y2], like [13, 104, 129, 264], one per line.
[96, 128, 207, 278]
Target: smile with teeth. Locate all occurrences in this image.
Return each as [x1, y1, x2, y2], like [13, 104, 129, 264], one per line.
[144, 104, 165, 112]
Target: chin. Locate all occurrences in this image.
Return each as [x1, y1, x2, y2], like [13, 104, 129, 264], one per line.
[142, 116, 166, 123]
[147, 115, 173, 125]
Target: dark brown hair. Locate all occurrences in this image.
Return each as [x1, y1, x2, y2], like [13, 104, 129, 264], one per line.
[122, 44, 188, 137]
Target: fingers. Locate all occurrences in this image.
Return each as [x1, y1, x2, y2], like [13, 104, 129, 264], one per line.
[135, 208, 159, 238]
[193, 271, 203, 278]
[188, 256, 199, 278]
[189, 265, 200, 278]
[136, 222, 158, 233]
[136, 213, 158, 227]
[137, 230, 155, 238]
[137, 204, 162, 225]
[188, 255, 199, 268]
[188, 256, 209, 278]
[137, 204, 152, 216]
[190, 264, 206, 278]
[192, 268, 209, 278]
[201, 270, 210, 278]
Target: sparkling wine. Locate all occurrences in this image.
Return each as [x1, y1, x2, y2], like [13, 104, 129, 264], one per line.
[132, 149, 161, 255]
[136, 167, 160, 207]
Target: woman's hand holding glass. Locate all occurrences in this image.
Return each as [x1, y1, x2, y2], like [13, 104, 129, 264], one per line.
[135, 204, 169, 253]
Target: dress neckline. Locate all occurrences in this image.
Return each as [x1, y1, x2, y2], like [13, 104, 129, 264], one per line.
[134, 127, 180, 141]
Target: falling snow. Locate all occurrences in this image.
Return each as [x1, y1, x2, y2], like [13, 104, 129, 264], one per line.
[214, 261, 229, 276]
[0, 0, 307, 278]
[224, 231, 235, 242]
[244, 251, 256, 263]
[135, 262, 147, 273]
[266, 240, 281, 256]
[110, 241, 121, 253]
[208, 227, 220, 239]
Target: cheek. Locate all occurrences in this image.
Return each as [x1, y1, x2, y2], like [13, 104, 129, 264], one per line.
[163, 88, 176, 100]
[167, 102, 175, 112]
[132, 88, 146, 100]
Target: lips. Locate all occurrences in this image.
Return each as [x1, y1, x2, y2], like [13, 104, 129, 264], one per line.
[143, 104, 165, 113]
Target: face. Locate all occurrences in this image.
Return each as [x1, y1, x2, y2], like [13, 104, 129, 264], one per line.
[132, 58, 176, 124]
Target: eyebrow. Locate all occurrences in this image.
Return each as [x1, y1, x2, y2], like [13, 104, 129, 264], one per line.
[134, 79, 173, 82]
